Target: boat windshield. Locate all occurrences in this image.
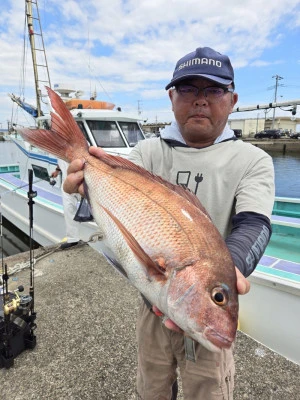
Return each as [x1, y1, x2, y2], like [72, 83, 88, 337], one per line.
[86, 120, 126, 148]
[86, 120, 144, 148]
[118, 122, 144, 147]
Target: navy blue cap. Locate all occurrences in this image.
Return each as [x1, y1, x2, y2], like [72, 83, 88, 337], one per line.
[165, 47, 234, 90]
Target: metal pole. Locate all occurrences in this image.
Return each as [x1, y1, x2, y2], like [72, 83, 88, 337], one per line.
[27, 169, 37, 314]
[233, 98, 300, 113]
[271, 75, 283, 128]
[26, 0, 42, 118]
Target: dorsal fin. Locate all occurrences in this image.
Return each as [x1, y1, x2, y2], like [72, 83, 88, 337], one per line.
[98, 152, 210, 217]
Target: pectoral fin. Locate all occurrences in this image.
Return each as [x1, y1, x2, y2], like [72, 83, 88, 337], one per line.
[101, 205, 167, 280]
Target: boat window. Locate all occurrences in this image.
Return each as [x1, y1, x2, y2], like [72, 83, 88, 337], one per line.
[76, 121, 92, 145]
[86, 120, 126, 148]
[118, 122, 145, 147]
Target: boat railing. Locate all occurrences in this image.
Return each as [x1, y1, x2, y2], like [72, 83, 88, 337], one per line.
[272, 196, 300, 221]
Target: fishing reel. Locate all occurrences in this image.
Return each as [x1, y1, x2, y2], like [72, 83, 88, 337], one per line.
[49, 177, 56, 186]
[2, 285, 33, 316]
[0, 270, 37, 369]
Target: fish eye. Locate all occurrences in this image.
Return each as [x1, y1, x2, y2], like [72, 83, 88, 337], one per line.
[211, 287, 228, 306]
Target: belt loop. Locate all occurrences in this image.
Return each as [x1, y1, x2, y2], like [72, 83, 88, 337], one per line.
[184, 337, 196, 362]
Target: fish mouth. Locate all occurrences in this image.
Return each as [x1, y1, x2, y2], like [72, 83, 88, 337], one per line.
[203, 326, 235, 350]
[188, 331, 221, 353]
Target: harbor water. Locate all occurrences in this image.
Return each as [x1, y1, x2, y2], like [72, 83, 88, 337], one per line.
[0, 141, 300, 256]
[270, 150, 300, 198]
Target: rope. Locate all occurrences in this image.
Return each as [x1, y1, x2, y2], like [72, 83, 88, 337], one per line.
[0, 245, 58, 284]
[0, 232, 103, 284]
[6, 260, 34, 276]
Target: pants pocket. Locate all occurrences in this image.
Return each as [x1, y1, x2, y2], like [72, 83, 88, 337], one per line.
[181, 347, 235, 400]
[219, 365, 235, 400]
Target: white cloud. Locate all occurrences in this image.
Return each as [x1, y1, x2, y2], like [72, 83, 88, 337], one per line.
[1, 0, 300, 124]
[250, 60, 284, 67]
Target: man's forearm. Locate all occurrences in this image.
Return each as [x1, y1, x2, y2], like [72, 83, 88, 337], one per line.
[225, 212, 272, 277]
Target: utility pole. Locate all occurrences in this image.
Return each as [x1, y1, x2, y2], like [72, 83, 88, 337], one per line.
[137, 100, 142, 115]
[263, 109, 269, 129]
[271, 75, 283, 128]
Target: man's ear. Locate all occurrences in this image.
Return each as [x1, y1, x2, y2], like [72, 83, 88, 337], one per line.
[230, 92, 238, 113]
[168, 89, 175, 111]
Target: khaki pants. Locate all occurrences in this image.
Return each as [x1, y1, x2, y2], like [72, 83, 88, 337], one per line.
[136, 302, 235, 400]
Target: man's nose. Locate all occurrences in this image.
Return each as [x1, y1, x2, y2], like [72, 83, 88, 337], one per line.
[193, 91, 208, 105]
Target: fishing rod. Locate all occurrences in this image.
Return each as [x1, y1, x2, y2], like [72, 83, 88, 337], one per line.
[0, 169, 37, 368]
[1, 199, 4, 275]
[0, 199, 14, 366]
[28, 169, 36, 317]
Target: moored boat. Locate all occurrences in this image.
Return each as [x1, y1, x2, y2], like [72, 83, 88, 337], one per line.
[239, 197, 300, 365]
[0, 104, 146, 249]
[0, 0, 146, 250]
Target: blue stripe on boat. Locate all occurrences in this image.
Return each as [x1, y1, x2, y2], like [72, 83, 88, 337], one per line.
[12, 139, 58, 165]
[274, 259, 300, 275]
[0, 173, 63, 206]
[256, 264, 300, 283]
[258, 254, 300, 282]
[271, 214, 300, 228]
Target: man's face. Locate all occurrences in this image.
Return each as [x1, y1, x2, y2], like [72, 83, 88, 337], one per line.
[169, 78, 238, 147]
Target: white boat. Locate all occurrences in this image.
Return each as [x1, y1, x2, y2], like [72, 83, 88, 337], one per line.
[0, 0, 146, 252]
[0, 107, 146, 248]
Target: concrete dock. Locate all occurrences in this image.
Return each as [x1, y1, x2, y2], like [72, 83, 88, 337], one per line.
[1, 243, 300, 399]
[242, 137, 300, 154]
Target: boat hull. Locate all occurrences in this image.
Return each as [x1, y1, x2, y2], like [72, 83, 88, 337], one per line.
[239, 264, 300, 365]
[239, 206, 300, 365]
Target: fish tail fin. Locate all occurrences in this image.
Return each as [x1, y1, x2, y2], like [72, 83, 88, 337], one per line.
[19, 87, 89, 163]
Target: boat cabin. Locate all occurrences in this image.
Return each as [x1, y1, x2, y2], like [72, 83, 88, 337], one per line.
[36, 107, 146, 158]
[72, 109, 145, 156]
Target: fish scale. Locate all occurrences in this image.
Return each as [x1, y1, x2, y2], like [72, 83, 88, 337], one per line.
[91, 171, 202, 267]
[20, 87, 239, 352]
[87, 163, 217, 259]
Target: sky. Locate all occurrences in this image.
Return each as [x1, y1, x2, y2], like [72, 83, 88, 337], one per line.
[0, 0, 300, 128]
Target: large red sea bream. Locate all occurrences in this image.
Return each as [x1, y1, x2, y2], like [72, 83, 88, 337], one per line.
[20, 87, 239, 352]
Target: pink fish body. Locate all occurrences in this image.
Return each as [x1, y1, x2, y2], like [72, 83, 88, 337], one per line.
[20, 87, 238, 352]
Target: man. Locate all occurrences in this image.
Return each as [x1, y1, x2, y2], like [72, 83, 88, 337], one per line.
[63, 47, 275, 399]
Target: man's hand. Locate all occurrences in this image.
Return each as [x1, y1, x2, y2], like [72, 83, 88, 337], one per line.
[235, 267, 250, 295]
[152, 306, 183, 333]
[63, 159, 85, 196]
[152, 267, 250, 332]
[63, 146, 105, 196]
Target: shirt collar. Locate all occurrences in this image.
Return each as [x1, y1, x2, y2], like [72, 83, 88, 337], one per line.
[160, 120, 235, 145]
